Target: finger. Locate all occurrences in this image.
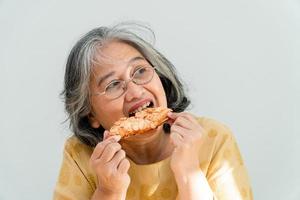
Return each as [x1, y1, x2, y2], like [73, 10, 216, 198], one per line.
[168, 112, 198, 125]
[118, 158, 130, 174]
[171, 124, 189, 137]
[167, 112, 178, 120]
[105, 133, 121, 142]
[103, 130, 110, 140]
[110, 149, 126, 168]
[172, 116, 194, 130]
[167, 112, 194, 124]
[171, 124, 194, 143]
[104, 131, 122, 141]
[166, 118, 175, 126]
[170, 131, 184, 147]
[180, 112, 199, 125]
[100, 142, 122, 163]
[175, 114, 206, 137]
[90, 136, 119, 161]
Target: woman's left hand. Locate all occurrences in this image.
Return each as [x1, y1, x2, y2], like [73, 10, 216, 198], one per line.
[168, 112, 214, 199]
[167, 111, 205, 175]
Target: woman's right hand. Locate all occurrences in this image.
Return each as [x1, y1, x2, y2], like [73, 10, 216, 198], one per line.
[90, 130, 130, 199]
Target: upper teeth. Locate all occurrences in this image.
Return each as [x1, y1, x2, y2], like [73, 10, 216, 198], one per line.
[129, 102, 151, 116]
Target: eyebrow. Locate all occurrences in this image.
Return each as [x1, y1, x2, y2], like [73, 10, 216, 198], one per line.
[96, 56, 146, 86]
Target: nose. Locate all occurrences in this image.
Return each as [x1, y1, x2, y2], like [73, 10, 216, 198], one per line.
[124, 81, 144, 102]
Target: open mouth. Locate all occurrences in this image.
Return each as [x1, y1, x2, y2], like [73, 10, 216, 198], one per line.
[128, 101, 154, 117]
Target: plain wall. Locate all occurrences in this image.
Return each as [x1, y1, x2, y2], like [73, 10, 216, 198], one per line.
[0, 0, 299, 199]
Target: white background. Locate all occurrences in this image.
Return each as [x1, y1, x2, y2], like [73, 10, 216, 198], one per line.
[0, 0, 299, 199]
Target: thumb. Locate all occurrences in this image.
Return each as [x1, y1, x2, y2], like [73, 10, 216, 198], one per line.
[103, 130, 121, 142]
[103, 130, 110, 140]
[167, 112, 179, 120]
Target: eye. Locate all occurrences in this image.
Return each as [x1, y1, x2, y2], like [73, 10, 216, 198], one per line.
[133, 66, 147, 77]
[105, 80, 122, 91]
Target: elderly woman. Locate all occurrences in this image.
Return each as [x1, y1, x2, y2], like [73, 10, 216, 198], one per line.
[54, 23, 253, 200]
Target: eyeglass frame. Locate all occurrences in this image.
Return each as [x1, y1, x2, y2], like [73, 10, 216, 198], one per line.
[92, 66, 157, 100]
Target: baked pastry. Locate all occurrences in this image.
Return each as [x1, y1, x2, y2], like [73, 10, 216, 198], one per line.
[109, 107, 172, 138]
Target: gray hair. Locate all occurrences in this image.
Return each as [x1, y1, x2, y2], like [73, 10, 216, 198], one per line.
[61, 22, 190, 147]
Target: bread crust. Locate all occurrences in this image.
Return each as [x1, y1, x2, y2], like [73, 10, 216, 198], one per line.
[109, 107, 172, 138]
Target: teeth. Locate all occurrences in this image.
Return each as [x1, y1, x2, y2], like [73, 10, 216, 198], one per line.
[129, 102, 151, 116]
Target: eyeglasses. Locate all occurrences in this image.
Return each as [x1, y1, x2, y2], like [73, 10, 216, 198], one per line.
[94, 66, 155, 100]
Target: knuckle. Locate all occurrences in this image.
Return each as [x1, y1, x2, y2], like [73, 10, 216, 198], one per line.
[115, 143, 122, 149]
[94, 142, 103, 151]
[104, 161, 113, 169]
[105, 169, 113, 178]
[177, 116, 184, 121]
[123, 158, 130, 167]
[119, 150, 126, 158]
[108, 143, 120, 152]
[113, 142, 121, 149]
[106, 145, 114, 152]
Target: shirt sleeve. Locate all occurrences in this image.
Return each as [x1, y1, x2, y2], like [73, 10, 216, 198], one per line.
[206, 124, 253, 200]
[53, 140, 95, 200]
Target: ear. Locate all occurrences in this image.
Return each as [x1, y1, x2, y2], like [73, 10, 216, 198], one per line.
[88, 113, 101, 129]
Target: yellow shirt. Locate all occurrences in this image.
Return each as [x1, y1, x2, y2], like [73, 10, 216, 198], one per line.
[53, 117, 253, 200]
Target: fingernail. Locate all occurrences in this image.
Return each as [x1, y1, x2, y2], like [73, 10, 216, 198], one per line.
[167, 112, 175, 118]
[112, 135, 121, 142]
[103, 130, 110, 139]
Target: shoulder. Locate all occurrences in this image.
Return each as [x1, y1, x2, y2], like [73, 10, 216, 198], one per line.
[55, 136, 98, 196]
[194, 116, 238, 160]
[194, 116, 244, 173]
[63, 135, 94, 160]
[195, 116, 233, 140]
[63, 135, 97, 185]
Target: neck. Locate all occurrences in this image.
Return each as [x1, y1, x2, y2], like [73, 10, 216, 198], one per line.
[119, 126, 173, 164]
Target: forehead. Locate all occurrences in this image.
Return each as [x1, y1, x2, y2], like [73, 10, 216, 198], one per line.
[93, 41, 144, 70]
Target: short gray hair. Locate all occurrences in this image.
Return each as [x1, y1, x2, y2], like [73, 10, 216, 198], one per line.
[61, 22, 190, 147]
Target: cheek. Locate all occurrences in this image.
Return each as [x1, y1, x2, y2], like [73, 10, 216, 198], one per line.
[156, 81, 166, 97]
[91, 99, 123, 129]
[149, 75, 167, 105]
